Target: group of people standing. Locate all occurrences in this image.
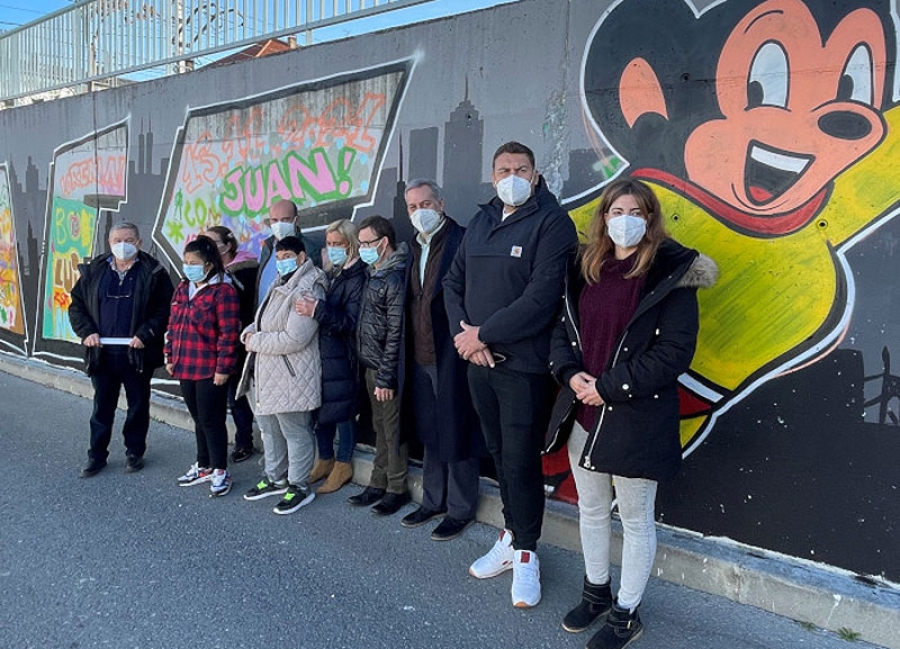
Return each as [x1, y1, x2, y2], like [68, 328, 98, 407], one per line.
[68, 140, 716, 649]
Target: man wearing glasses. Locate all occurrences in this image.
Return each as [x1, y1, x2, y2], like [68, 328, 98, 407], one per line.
[347, 215, 411, 515]
[69, 222, 174, 477]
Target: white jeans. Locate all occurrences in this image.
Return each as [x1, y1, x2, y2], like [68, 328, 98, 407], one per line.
[567, 420, 658, 611]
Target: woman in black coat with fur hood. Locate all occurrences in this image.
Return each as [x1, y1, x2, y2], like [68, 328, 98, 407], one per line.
[545, 179, 717, 649]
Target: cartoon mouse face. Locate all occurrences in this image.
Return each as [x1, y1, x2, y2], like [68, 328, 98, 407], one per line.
[684, 0, 887, 233]
[582, 0, 895, 237]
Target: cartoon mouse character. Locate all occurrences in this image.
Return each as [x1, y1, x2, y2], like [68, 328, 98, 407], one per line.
[570, 0, 900, 452]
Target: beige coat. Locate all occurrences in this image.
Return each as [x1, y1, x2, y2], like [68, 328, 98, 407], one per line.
[237, 258, 327, 416]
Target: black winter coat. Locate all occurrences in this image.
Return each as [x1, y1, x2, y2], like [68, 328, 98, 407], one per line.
[315, 260, 366, 426]
[402, 219, 484, 462]
[545, 239, 717, 481]
[68, 251, 174, 375]
[357, 244, 408, 390]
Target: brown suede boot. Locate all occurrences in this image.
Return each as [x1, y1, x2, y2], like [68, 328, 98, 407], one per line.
[308, 458, 335, 484]
[317, 461, 353, 494]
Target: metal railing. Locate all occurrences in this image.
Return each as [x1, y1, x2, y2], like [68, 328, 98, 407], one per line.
[0, 0, 433, 104]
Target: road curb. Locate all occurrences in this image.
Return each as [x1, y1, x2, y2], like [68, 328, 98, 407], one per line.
[1, 352, 896, 648]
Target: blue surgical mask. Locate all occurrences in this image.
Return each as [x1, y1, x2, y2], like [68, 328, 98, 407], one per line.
[327, 246, 348, 266]
[276, 257, 299, 276]
[359, 247, 380, 266]
[182, 264, 207, 283]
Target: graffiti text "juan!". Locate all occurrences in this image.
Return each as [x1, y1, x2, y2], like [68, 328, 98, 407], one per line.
[220, 146, 359, 216]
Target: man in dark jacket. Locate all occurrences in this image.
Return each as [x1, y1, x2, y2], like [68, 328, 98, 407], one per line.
[347, 215, 411, 515]
[444, 142, 577, 608]
[68, 222, 174, 477]
[399, 179, 483, 542]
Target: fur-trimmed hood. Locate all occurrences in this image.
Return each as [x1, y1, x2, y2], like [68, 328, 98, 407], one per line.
[677, 252, 718, 289]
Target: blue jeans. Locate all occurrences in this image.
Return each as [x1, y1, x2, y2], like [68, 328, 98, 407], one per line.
[315, 419, 357, 463]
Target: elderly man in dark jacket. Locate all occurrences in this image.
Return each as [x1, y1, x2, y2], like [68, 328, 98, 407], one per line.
[444, 142, 577, 608]
[399, 179, 483, 542]
[68, 221, 174, 477]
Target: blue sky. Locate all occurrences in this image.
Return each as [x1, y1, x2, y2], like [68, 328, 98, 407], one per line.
[0, 0, 72, 31]
[0, 0, 510, 33]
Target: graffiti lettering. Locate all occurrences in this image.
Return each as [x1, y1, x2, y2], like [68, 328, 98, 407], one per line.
[277, 92, 386, 155]
[221, 147, 356, 217]
[154, 62, 410, 271]
[58, 154, 127, 197]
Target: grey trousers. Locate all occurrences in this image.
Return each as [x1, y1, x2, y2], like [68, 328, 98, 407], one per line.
[258, 410, 315, 490]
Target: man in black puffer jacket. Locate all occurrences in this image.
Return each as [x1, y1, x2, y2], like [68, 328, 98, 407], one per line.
[348, 215, 411, 516]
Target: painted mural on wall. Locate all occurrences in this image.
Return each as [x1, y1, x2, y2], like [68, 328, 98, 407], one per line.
[568, 0, 900, 451]
[153, 61, 412, 268]
[32, 121, 129, 362]
[0, 163, 27, 353]
[554, 0, 900, 579]
[0, 0, 896, 581]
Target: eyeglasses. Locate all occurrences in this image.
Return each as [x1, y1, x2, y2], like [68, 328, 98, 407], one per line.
[358, 235, 384, 249]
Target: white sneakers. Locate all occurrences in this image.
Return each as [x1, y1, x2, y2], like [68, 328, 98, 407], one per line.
[511, 550, 541, 608]
[469, 529, 515, 578]
[469, 529, 542, 608]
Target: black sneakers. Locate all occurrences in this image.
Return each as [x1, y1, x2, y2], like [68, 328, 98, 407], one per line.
[273, 484, 315, 515]
[243, 477, 289, 501]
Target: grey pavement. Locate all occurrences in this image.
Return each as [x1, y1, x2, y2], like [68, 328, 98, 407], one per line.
[0, 368, 889, 649]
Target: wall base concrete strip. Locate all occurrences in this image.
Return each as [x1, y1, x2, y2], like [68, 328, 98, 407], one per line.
[1, 351, 896, 648]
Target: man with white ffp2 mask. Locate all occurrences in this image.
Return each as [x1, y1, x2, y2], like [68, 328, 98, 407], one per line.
[443, 142, 577, 609]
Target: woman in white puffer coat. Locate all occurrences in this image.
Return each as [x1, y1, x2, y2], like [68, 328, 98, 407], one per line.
[237, 236, 327, 515]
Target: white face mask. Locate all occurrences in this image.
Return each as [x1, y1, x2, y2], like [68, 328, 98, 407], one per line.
[411, 208, 442, 235]
[496, 174, 533, 207]
[270, 221, 296, 241]
[606, 214, 647, 248]
[111, 242, 137, 261]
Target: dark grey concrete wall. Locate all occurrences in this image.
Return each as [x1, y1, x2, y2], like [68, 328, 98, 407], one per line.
[1, 0, 898, 582]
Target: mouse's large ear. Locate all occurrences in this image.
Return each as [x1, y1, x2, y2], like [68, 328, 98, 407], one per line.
[581, 0, 744, 175]
[620, 57, 669, 129]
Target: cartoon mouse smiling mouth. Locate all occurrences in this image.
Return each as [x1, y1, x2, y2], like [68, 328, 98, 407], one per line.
[744, 140, 814, 206]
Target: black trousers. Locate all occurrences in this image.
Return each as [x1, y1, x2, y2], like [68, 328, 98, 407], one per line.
[88, 348, 153, 461]
[180, 377, 229, 470]
[467, 364, 553, 551]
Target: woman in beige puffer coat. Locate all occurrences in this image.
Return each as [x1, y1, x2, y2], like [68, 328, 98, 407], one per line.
[237, 236, 327, 515]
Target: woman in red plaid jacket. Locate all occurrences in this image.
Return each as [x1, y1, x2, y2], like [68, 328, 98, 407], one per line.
[165, 235, 241, 497]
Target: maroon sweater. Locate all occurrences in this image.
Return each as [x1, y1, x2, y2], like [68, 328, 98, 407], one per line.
[575, 255, 646, 430]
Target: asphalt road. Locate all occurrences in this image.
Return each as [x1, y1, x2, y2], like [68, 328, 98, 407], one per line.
[0, 370, 882, 649]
